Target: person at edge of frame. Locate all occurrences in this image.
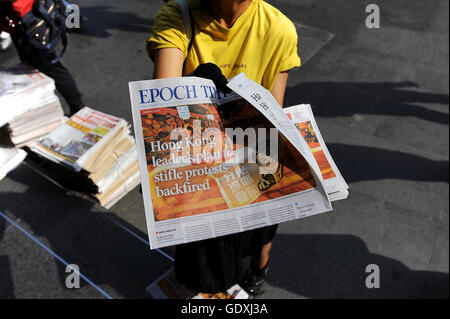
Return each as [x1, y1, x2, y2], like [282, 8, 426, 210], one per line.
[0, 0, 85, 115]
[147, 0, 301, 297]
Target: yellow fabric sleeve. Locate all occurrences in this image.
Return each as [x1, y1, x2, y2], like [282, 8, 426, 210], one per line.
[279, 21, 302, 72]
[146, 1, 188, 61]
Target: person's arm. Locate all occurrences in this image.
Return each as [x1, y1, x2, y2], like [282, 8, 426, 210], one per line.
[154, 48, 290, 104]
[270, 71, 289, 107]
[152, 48, 185, 79]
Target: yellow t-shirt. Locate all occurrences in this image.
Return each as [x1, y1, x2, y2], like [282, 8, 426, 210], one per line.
[147, 0, 301, 91]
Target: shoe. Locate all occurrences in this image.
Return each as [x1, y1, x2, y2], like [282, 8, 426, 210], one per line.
[241, 261, 270, 296]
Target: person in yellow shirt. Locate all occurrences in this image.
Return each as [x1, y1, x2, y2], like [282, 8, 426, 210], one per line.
[147, 0, 301, 296]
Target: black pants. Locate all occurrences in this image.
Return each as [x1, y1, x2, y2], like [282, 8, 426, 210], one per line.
[12, 34, 84, 115]
[175, 225, 278, 293]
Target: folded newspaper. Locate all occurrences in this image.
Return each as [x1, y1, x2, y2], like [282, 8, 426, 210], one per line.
[0, 65, 65, 147]
[29, 107, 140, 209]
[0, 146, 27, 181]
[129, 73, 348, 249]
[284, 104, 349, 201]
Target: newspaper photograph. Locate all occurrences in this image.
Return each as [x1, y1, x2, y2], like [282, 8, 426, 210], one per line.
[129, 74, 333, 249]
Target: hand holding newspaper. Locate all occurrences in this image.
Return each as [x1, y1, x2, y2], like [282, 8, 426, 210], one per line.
[129, 73, 348, 249]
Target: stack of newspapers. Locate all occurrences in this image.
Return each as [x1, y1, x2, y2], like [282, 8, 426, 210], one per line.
[0, 65, 64, 147]
[29, 107, 140, 209]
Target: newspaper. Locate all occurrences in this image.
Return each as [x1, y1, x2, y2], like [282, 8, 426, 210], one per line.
[27, 106, 139, 209]
[0, 146, 26, 181]
[31, 107, 128, 172]
[284, 104, 349, 201]
[0, 65, 56, 127]
[0, 65, 65, 148]
[129, 73, 334, 249]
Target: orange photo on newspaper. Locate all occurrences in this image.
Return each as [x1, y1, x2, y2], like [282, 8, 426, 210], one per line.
[140, 101, 317, 222]
[295, 121, 336, 180]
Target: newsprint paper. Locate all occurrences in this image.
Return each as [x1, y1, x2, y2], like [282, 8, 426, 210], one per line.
[284, 104, 349, 201]
[129, 73, 342, 249]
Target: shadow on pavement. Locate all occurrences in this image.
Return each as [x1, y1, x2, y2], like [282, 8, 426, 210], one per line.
[0, 217, 15, 298]
[76, 6, 154, 38]
[285, 82, 449, 125]
[1, 165, 448, 298]
[267, 233, 449, 299]
[0, 165, 171, 299]
[328, 143, 449, 183]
